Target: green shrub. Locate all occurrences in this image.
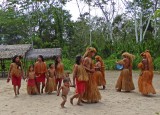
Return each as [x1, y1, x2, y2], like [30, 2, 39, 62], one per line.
[132, 54, 141, 70]
[104, 59, 117, 70]
[62, 58, 74, 72]
[154, 57, 160, 70]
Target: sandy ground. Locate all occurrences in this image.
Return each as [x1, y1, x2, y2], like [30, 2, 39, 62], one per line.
[0, 71, 160, 115]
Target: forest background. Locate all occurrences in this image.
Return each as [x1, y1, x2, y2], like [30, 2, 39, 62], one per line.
[0, 0, 160, 71]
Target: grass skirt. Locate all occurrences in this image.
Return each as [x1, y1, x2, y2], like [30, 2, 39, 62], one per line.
[27, 79, 38, 95]
[115, 69, 135, 91]
[82, 73, 101, 102]
[94, 71, 106, 86]
[138, 70, 156, 95]
[45, 77, 56, 93]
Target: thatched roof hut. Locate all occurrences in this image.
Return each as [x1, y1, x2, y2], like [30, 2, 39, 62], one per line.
[0, 44, 61, 77]
[0, 44, 32, 59]
[26, 48, 61, 60]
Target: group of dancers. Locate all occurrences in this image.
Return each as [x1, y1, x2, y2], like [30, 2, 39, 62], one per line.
[6, 47, 156, 108]
[116, 50, 156, 95]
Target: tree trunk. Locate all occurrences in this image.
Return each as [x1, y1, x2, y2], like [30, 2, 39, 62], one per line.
[143, 14, 152, 40]
[134, 2, 139, 43]
[96, 0, 113, 42]
[139, 11, 143, 42]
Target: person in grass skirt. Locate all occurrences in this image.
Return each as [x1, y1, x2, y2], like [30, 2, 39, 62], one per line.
[115, 52, 135, 92]
[82, 47, 101, 103]
[94, 55, 106, 89]
[45, 63, 56, 94]
[138, 50, 156, 95]
[26, 65, 38, 95]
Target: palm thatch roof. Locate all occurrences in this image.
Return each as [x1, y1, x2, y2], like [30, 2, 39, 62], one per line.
[26, 48, 61, 60]
[0, 44, 32, 59]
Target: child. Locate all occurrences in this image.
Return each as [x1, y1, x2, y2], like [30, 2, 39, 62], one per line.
[45, 63, 56, 94]
[55, 56, 65, 90]
[7, 55, 24, 97]
[65, 72, 72, 86]
[57, 78, 70, 108]
[94, 55, 106, 89]
[70, 55, 88, 106]
[26, 65, 38, 95]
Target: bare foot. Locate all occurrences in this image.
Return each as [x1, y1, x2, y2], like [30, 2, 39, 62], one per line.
[116, 89, 121, 92]
[48, 92, 52, 95]
[91, 100, 98, 103]
[125, 91, 130, 93]
[61, 104, 65, 108]
[70, 98, 73, 105]
[77, 103, 83, 106]
[81, 100, 86, 103]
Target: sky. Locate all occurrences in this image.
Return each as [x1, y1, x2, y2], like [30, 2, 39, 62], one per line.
[0, 0, 129, 21]
[64, 0, 127, 21]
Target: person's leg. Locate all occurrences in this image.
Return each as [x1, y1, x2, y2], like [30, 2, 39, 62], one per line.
[61, 96, 67, 108]
[77, 93, 83, 105]
[36, 82, 40, 93]
[17, 77, 22, 95]
[13, 85, 17, 96]
[17, 85, 21, 95]
[103, 85, 105, 90]
[70, 93, 79, 105]
[41, 82, 45, 93]
[56, 79, 59, 91]
[27, 86, 31, 95]
[58, 79, 62, 90]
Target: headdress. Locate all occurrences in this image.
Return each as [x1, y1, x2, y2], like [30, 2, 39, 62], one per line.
[83, 47, 97, 58]
[122, 52, 135, 63]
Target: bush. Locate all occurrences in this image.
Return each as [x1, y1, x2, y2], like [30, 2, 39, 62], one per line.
[154, 57, 160, 70]
[104, 53, 142, 70]
[62, 58, 74, 72]
[132, 54, 141, 70]
[104, 59, 117, 70]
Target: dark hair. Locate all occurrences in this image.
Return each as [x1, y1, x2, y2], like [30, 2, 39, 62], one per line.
[28, 65, 34, 72]
[49, 63, 54, 68]
[38, 55, 44, 62]
[75, 55, 82, 65]
[63, 78, 69, 83]
[54, 56, 61, 69]
[12, 55, 19, 63]
[12, 55, 21, 67]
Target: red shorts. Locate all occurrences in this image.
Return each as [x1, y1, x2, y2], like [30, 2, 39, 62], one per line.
[12, 75, 21, 87]
[28, 79, 36, 87]
[35, 73, 45, 83]
[56, 78, 62, 84]
[76, 78, 86, 94]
